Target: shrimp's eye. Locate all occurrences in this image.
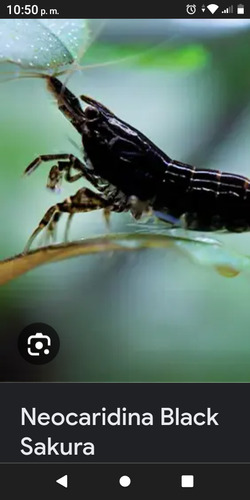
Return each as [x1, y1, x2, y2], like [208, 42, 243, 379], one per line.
[85, 106, 99, 121]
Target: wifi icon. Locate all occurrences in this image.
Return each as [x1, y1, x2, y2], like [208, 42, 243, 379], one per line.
[207, 3, 219, 13]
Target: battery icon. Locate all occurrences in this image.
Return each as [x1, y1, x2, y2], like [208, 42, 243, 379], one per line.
[237, 4, 244, 14]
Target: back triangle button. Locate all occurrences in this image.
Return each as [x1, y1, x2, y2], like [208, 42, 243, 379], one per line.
[56, 474, 68, 488]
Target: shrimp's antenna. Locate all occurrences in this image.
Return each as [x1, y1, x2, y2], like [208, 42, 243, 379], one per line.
[0, 22, 178, 87]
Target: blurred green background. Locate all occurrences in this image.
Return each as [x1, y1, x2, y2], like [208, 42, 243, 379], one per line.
[1, 19, 250, 382]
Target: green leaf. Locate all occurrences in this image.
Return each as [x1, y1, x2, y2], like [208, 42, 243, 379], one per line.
[0, 232, 249, 285]
[81, 42, 209, 70]
[0, 19, 89, 70]
[0, 19, 208, 73]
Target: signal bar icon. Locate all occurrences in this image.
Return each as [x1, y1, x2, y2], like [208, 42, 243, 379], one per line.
[222, 4, 233, 12]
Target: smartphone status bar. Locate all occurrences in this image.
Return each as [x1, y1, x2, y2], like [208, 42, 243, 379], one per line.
[0, 2, 249, 19]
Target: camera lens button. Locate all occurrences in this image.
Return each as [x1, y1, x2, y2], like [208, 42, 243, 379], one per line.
[18, 323, 60, 364]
